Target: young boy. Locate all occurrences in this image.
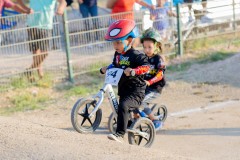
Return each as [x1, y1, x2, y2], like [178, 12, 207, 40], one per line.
[140, 27, 166, 130]
[100, 19, 150, 143]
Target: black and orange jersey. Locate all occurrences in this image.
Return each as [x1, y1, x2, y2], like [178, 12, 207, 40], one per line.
[144, 54, 166, 90]
[110, 48, 150, 97]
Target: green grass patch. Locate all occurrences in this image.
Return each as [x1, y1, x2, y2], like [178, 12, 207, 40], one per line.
[168, 51, 235, 73]
[10, 77, 31, 89]
[231, 39, 240, 47]
[185, 33, 240, 51]
[198, 51, 235, 63]
[56, 70, 105, 97]
[0, 91, 50, 115]
[73, 62, 110, 75]
[167, 61, 192, 72]
[64, 85, 98, 97]
[1, 72, 54, 91]
[35, 73, 54, 88]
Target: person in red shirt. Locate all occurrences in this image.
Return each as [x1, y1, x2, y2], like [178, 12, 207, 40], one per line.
[108, 0, 155, 20]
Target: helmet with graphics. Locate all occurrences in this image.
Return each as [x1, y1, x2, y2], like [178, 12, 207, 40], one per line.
[140, 27, 162, 43]
[104, 19, 139, 41]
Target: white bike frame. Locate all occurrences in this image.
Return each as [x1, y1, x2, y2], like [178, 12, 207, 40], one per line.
[88, 83, 118, 119]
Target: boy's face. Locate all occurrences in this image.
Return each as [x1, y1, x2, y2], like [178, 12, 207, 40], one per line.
[143, 40, 155, 57]
[112, 39, 131, 54]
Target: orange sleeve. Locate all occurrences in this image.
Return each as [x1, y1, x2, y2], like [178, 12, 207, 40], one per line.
[133, 65, 150, 75]
[147, 70, 163, 85]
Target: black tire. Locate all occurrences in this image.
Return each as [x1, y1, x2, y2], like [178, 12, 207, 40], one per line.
[128, 118, 156, 148]
[108, 113, 117, 134]
[151, 104, 168, 122]
[108, 112, 134, 134]
[71, 98, 102, 133]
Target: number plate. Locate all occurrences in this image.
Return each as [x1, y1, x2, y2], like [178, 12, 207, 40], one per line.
[105, 68, 123, 86]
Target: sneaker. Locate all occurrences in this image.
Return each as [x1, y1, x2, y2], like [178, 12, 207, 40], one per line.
[153, 120, 163, 130]
[107, 133, 124, 143]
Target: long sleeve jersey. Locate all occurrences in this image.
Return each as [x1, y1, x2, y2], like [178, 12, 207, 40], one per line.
[110, 48, 150, 97]
[144, 54, 166, 90]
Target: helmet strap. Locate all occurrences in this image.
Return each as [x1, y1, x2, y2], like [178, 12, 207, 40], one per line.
[121, 38, 135, 54]
[154, 42, 162, 54]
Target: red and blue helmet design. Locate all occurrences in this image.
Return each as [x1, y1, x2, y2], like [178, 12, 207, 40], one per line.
[104, 19, 139, 41]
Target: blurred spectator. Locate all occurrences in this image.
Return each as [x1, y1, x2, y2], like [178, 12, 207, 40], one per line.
[202, 0, 207, 13]
[78, 0, 98, 18]
[150, 0, 176, 41]
[78, 0, 100, 44]
[183, 0, 194, 22]
[184, 0, 208, 22]
[17, 0, 67, 82]
[107, 0, 155, 20]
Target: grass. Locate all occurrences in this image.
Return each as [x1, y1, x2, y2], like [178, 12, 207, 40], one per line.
[10, 77, 30, 89]
[0, 91, 50, 115]
[198, 51, 235, 63]
[167, 51, 235, 73]
[167, 61, 192, 72]
[231, 39, 240, 47]
[55, 70, 105, 98]
[0, 73, 55, 115]
[167, 33, 239, 73]
[0, 72, 54, 91]
[185, 32, 240, 51]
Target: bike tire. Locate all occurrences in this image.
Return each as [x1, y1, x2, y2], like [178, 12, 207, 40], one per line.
[108, 112, 134, 134]
[151, 104, 168, 122]
[71, 98, 102, 133]
[128, 118, 156, 148]
[108, 113, 117, 134]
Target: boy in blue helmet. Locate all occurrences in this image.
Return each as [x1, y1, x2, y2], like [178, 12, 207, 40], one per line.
[100, 19, 150, 143]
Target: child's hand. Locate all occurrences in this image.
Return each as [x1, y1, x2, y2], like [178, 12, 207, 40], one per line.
[124, 68, 132, 76]
[100, 66, 107, 74]
[145, 80, 150, 86]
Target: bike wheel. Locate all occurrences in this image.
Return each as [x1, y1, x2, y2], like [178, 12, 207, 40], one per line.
[71, 98, 102, 133]
[108, 113, 117, 134]
[108, 112, 134, 134]
[151, 104, 168, 122]
[128, 118, 156, 148]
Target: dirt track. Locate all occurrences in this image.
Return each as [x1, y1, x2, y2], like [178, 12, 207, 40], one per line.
[0, 54, 240, 160]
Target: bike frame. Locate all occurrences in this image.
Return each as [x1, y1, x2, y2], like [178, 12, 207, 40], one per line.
[89, 83, 118, 118]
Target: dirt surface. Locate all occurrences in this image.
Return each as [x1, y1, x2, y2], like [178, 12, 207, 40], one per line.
[1, 54, 240, 160]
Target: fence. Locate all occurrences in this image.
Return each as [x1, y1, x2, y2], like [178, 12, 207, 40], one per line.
[0, 0, 239, 89]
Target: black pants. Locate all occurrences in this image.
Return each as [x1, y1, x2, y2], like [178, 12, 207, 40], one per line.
[116, 93, 144, 136]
